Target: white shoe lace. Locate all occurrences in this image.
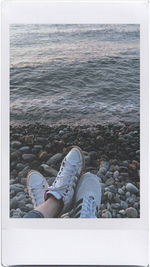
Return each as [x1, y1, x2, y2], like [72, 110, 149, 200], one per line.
[75, 196, 97, 218]
[30, 180, 47, 202]
[46, 158, 80, 199]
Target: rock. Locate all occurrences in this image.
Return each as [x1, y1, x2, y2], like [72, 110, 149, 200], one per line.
[10, 184, 25, 193]
[106, 171, 113, 178]
[118, 188, 124, 195]
[59, 130, 64, 135]
[136, 150, 140, 155]
[33, 145, 43, 150]
[39, 151, 48, 161]
[114, 194, 120, 203]
[11, 169, 18, 177]
[30, 160, 40, 169]
[119, 166, 128, 172]
[85, 155, 91, 166]
[118, 137, 126, 143]
[126, 207, 138, 218]
[122, 160, 129, 167]
[112, 210, 117, 217]
[36, 137, 48, 144]
[100, 160, 109, 171]
[111, 203, 120, 209]
[133, 202, 139, 209]
[113, 170, 119, 179]
[106, 202, 111, 210]
[10, 190, 15, 198]
[18, 165, 31, 177]
[96, 135, 104, 144]
[126, 196, 136, 204]
[109, 185, 116, 193]
[24, 197, 32, 204]
[47, 153, 63, 166]
[119, 209, 126, 216]
[126, 183, 139, 194]
[100, 204, 106, 210]
[11, 141, 22, 149]
[16, 193, 26, 201]
[19, 146, 30, 153]
[25, 135, 34, 144]
[17, 200, 25, 209]
[129, 163, 137, 170]
[102, 211, 112, 218]
[16, 163, 25, 171]
[107, 191, 113, 201]
[109, 165, 114, 172]
[11, 161, 17, 169]
[120, 172, 129, 179]
[25, 204, 33, 211]
[106, 178, 114, 186]
[89, 151, 97, 160]
[97, 167, 107, 176]
[122, 185, 126, 190]
[10, 197, 18, 209]
[41, 164, 58, 177]
[22, 154, 36, 162]
[10, 179, 16, 185]
[120, 200, 128, 209]
[12, 208, 23, 218]
[10, 151, 21, 161]
[125, 191, 131, 198]
[45, 144, 52, 153]
[123, 133, 132, 140]
[20, 177, 26, 185]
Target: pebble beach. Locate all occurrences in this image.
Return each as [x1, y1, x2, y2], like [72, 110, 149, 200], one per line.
[10, 122, 140, 218]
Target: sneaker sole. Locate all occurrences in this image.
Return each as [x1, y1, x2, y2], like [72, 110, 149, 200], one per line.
[64, 145, 85, 178]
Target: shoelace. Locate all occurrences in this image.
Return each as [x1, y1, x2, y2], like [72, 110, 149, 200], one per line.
[76, 196, 97, 218]
[57, 159, 79, 178]
[47, 158, 79, 198]
[48, 175, 78, 198]
[31, 181, 47, 203]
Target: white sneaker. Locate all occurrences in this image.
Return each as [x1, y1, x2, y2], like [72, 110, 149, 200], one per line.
[45, 146, 85, 215]
[26, 170, 49, 208]
[73, 172, 102, 218]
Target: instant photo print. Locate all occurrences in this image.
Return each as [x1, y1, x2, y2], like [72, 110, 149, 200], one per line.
[1, 0, 149, 266]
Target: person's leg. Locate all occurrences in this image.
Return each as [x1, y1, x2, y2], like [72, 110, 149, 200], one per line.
[24, 146, 85, 218]
[23, 196, 61, 218]
[72, 172, 102, 218]
[35, 195, 62, 218]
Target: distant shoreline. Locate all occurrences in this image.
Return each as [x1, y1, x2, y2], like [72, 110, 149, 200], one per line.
[10, 120, 140, 128]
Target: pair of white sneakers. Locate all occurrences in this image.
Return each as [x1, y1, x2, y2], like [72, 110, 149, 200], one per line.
[27, 146, 102, 218]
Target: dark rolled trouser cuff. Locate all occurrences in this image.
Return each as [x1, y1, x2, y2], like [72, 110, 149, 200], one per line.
[23, 210, 44, 218]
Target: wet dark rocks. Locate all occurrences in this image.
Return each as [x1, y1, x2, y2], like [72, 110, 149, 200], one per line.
[47, 153, 63, 166]
[39, 151, 48, 161]
[11, 141, 22, 149]
[126, 207, 138, 218]
[19, 146, 31, 153]
[126, 183, 139, 194]
[10, 151, 21, 161]
[22, 154, 36, 162]
[40, 164, 58, 177]
[10, 123, 140, 218]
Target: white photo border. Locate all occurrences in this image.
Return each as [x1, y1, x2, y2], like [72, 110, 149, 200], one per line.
[1, 1, 149, 265]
